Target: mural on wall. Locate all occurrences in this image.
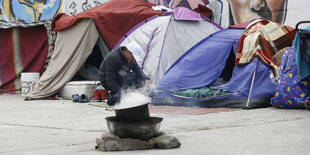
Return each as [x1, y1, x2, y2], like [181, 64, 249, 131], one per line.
[66, 0, 109, 15]
[1, 0, 304, 26]
[168, 0, 299, 27]
[0, 0, 62, 22]
[226, 0, 288, 25]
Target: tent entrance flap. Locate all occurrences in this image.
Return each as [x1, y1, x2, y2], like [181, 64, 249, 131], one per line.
[26, 19, 99, 99]
[73, 35, 110, 81]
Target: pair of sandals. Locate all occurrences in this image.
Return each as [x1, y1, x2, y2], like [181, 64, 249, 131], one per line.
[72, 94, 89, 103]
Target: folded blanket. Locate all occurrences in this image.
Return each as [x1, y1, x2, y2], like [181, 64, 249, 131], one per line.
[235, 19, 296, 76]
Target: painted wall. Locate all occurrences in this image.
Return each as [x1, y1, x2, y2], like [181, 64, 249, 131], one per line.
[1, 0, 309, 28]
[166, 0, 309, 28]
[0, 0, 62, 22]
[62, 0, 309, 28]
[220, 0, 310, 28]
[62, 0, 109, 15]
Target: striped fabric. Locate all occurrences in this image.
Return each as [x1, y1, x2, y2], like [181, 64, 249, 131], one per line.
[235, 19, 296, 76]
[0, 25, 49, 94]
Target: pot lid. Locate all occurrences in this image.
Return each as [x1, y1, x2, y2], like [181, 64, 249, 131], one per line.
[114, 102, 149, 110]
[114, 91, 151, 110]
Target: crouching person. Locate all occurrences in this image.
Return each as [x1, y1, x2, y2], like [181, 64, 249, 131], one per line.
[98, 42, 150, 106]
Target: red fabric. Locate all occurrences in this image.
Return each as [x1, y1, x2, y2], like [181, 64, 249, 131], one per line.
[192, 4, 213, 19]
[0, 29, 14, 93]
[235, 20, 296, 77]
[19, 26, 49, 72]
[0, 26, 48, 94]
[52, 0, 164, 50]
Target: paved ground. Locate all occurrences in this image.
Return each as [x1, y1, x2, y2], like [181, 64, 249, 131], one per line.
[0, 94, 310, 155]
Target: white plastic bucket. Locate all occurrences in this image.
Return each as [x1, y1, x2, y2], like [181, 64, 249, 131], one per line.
[21, 72, 40, 96]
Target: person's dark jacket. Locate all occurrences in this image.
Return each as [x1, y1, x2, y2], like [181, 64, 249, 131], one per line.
[98, 46, 149, 94]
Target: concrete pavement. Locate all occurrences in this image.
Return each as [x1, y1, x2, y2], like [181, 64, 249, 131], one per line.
[0, 94, 309, 155]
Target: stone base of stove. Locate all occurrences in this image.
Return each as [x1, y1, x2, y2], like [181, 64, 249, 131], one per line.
[95, 132, 181, 151]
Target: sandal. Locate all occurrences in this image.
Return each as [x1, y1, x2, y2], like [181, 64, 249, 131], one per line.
[72, 94, 79, 102]
[79, 94, 89, 103]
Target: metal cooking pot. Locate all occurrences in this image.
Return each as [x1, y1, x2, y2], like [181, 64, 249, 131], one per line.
[114, 103, 150, 122]
[106, 116, 163, 140]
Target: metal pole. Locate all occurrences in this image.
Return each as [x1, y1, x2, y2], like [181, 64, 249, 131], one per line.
[246, 59, 258, 109]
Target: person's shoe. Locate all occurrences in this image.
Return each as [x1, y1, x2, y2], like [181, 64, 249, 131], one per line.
[72, 94, 79, 102]
[305, 97, 310, 111]
[79, 94, 89, 103]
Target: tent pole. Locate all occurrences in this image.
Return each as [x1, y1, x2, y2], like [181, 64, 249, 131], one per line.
[246, 70, 256, 109]
[246, 59, 258, 109]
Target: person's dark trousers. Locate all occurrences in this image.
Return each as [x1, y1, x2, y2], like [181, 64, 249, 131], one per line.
[107, 92, 121, 106]
[100, 82, 117, 106]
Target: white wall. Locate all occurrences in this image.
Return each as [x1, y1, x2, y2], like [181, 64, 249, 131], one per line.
[285, 0, 310, 28]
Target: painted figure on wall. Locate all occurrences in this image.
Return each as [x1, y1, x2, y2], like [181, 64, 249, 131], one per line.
[227, 0, 287, 25]
[0, 0, 61, 22]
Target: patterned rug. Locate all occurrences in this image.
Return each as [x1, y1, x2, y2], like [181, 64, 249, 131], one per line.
[149, 105, 239, 115]
[88, 102, 239, 115]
